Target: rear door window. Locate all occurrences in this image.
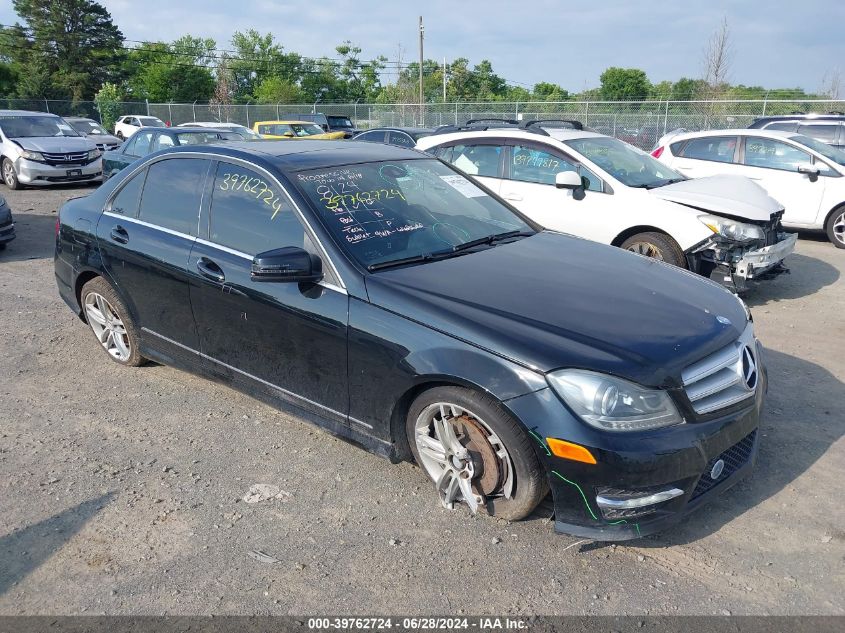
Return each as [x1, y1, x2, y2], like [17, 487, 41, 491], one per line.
[797, 123, 838, 145]
[679, 136, 738, 163]
[445, 144, 503, 177]
[137, 158, 209, 235]
[764, 121, 798, 132]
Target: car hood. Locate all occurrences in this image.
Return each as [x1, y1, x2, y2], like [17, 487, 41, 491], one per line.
[13, 137, 96, 153]
[364, 231, 747, 387]
[648, 175, 782, 221]
[86, 133, 122, 145]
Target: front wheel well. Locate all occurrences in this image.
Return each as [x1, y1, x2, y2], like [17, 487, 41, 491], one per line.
[388, 379, 481, 463]
[611, 225, 674, 248]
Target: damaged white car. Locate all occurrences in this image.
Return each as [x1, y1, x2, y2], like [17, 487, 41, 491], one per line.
[417, 121, 796, 293]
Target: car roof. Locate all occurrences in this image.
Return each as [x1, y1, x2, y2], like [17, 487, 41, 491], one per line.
[165, 127, 227, 134]
[160, 140, 426, 172]
[753, 114, 845, 123]
[255, 120, 318, 125]
[670, 128, 801, 140]
[65, 116, 97, 122]
[419, 128, 603, 146]
[0, 109, 61, 117]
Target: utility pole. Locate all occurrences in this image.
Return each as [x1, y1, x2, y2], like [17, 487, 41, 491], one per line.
[442, 57, 447, 102]
[418, 16, 424, 112]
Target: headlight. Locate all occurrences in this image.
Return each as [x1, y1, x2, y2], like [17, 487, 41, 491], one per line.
[547, 369, 684, 432]
[699, 214, 765, 242]
[87, 149, 102, 160]
[20, 149, 45, 162]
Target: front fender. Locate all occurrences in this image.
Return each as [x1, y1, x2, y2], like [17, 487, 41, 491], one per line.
[347, 298, 547, 442]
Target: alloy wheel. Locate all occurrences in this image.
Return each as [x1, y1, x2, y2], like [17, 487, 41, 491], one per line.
[414, 402, 515, 513]
[84, 292, 131, 362]
[626, 241, 665, 260]
[832, 211, 845, 246]
[3, 162, 14, 186]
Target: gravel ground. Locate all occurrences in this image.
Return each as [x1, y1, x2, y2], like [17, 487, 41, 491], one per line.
[0, 185, 843, 616]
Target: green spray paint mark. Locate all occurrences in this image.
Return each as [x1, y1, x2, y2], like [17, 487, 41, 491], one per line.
[551, 470, 599, 521]
[551, 470, 641, 536]
[528, 429, 552, 456]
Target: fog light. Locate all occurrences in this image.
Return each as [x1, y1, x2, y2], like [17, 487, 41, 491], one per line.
[596, 487, 684, 509]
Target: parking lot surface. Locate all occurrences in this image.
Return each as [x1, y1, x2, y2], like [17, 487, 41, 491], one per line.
[0, 185, 843, 615]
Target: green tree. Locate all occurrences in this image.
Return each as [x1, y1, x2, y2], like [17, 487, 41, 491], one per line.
[670, 77, 707, 101]
[230, 30, 301, 101]
[254, 76, 301, 103]
[94, 81, 121, 130]
[125, 36, 216, 102]
[598, 67, 651, 101]
[2, 0, 124, 100]
[532, 82, 569, 101]
[334, 41, 385, 102]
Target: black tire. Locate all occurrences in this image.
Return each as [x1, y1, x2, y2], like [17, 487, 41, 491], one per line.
[79, 276, 145, 367]
[406, 386, 548, 521]
[2, 157, 21, 190]
[620, 231, 686, 268]
[824, 207, 845, 249]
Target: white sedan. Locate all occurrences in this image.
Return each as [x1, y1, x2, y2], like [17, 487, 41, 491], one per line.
[417, 123, 796, 293]
[652, 128, 845, 248]
[113, 115, 166, 140]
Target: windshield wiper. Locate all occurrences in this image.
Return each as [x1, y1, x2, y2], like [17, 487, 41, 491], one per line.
[367, 231, 533, 272]
[450, 230, 534, 253]
[367, 248, 455, 271]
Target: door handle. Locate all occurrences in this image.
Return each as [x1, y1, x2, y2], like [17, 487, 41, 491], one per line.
[109, 225, 128, 244]
[503, 193, 523, 201]
[196, 257, 225, 283]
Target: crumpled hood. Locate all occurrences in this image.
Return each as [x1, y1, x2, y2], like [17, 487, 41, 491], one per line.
[364, 231, 747, 387]
[648, 175, 782, 221]
[14, 137, 96, 153]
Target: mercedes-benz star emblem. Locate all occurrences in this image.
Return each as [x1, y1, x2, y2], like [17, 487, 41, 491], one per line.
[710, 459, 725, 480]
[741, 345, 758, 391]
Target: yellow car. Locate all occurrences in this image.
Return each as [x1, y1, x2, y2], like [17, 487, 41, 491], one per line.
[252, 120, 346, 140]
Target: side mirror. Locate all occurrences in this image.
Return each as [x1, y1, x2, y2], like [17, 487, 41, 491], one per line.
[555, 171, 583, 190]
[797, 163, 820, 180]
[251, 247, 323, 283]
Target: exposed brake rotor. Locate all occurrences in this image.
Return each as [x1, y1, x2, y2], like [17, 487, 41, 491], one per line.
[452, 414, 502, 497]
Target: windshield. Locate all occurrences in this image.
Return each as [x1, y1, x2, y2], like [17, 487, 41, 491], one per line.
[69, 119, 107, 135]
[232, 125, 261, 139]
[791, 134, 845, 167]
[139, 117, 165, 127]
[327, 116, 354, 129]
[295, 159, 534, 269]
[565, 136, 684, 188]
[0, 115, 80, 138]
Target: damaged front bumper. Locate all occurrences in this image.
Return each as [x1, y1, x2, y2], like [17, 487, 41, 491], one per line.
[688, 232, 797, 293]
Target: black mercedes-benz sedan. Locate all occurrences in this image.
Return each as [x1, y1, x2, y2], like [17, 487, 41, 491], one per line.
[55, 140, 765, 540]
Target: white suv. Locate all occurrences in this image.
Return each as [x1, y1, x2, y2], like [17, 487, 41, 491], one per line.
[113, 115, 166, 140]
[417, 121, 796, 293]
[652, 128, 845, 248]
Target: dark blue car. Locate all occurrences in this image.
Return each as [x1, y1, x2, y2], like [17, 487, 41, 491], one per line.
[55, 140, 765, 540]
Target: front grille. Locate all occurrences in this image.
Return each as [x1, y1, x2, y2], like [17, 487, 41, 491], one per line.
[692, 430, 757, 499]
[681, 323, 758, 415]
[41, 151, 89, 166]
[96, 143, 120, 151]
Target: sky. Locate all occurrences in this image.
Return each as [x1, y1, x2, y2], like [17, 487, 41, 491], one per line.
[1, 0, 842, 94]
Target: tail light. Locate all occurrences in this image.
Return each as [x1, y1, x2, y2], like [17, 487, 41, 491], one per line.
[651, 146, 665, 158]
[55, 212, 60, 236]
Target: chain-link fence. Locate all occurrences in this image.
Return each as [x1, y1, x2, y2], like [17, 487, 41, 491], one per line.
[3, 97, 844, 149]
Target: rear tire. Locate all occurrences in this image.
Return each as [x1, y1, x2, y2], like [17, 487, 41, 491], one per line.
[80, 277, 145, 367]
[406, 386, 548, 521]
[825, 207, 845, 249]
[2, 158, 21, 190]
[620, 231, 686, 268]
